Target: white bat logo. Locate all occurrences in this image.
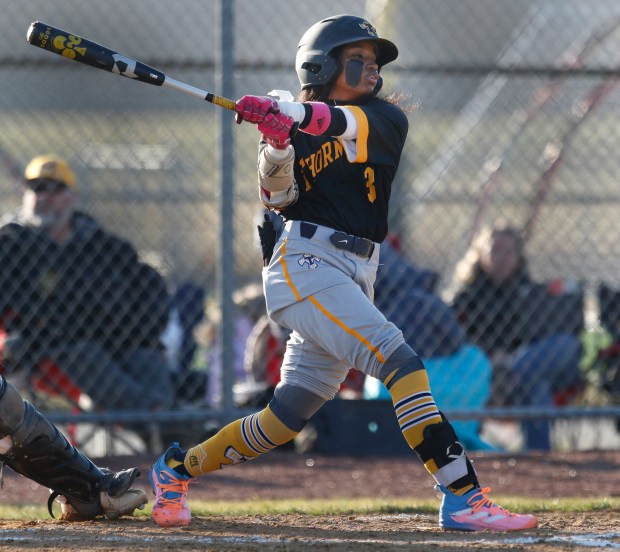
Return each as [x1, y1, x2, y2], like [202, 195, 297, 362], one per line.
[111, 54, 140, 79]
[111, 54, 162, 83]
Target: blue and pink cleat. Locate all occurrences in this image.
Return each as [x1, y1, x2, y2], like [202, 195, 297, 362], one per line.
[438, 485, 538, 531]
[149, 442, 192, 527]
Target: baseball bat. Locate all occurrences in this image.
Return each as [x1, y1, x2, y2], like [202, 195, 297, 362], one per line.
[26, 21, 236, 111]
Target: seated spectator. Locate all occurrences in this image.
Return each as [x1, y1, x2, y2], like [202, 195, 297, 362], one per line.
[592, 283, 620, 431]
[374, 232, 439, 315]
[364, 290, 497, 451]
[162, 281, 207, 403]
[0, 154, 173, 412]
[196, 282, 266, 408]
[443, 222, 584, 451]
[239, 312, 290, 407]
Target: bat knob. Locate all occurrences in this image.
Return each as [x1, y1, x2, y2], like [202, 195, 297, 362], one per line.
[26, 21, 44, 45]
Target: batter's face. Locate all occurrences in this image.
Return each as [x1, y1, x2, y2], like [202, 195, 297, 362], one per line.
[330, 41, 379, 102]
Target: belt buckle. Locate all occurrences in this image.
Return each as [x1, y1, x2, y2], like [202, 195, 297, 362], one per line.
[352, 236, 373, 258]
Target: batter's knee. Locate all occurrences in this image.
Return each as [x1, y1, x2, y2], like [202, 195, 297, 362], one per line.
[0, 375, 26, 437]
[378, 343, 425, 388]
[269, 383, 326, 432]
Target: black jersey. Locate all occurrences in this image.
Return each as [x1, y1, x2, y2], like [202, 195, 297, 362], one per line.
[280, 97, 408, 243]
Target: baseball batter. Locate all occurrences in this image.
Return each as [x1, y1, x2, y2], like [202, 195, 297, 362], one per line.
[150, 14, 538, 532]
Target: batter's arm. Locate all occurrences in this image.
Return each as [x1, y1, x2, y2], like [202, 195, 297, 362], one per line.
[277, 101, 356, 138]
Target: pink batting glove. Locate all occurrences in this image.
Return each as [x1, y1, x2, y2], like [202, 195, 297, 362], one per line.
[235, 95, 279, 125]
[258, 112, 295, 149]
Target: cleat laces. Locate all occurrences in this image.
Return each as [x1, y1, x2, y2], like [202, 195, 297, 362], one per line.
[467, 487, 513, 517]
[156, 471, 192, 508]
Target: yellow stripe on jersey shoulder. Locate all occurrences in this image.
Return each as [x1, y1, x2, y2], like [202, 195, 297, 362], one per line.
[338, 106, 369, 163]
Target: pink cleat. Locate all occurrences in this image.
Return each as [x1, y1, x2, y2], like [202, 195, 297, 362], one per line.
[149, 442, 192, 527]
[438, 485, 538, 531]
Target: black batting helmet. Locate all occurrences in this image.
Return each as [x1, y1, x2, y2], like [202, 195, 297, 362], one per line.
[296, 14, 398, 90]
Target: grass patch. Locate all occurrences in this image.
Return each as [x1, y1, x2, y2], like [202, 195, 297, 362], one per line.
[183, 496, 620, 516]
[185, 497, 440, 516]
[2, 496, 617, 521]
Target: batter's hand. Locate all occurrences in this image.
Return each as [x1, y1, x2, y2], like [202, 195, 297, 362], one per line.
[259, 112, 295, 149]
[235, 95, 279, 125]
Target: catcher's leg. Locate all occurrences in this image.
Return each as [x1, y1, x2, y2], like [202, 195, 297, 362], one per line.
[0, 375, 147, 519]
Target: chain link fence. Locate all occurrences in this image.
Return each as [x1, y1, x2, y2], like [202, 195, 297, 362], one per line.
[1, 0, 620, 454]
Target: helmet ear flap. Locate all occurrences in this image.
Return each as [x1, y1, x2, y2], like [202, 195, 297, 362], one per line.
[372, 75, 384, 96]
[297, 53, 340, 88]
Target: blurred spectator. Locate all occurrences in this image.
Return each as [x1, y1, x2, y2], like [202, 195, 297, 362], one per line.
[0, 154, 173, 411]
[592, 283, 620, 431]
[195, 282, 266, 408]
[374, 232, 439, 315]
[364, 290, 496, 451]
[161, 281, 207, 403]
[443, 222, 584, 450]
[238, 312, 290, 407]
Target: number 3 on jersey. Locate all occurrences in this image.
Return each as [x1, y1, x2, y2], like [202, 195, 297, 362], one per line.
[364, 167, 376, 203]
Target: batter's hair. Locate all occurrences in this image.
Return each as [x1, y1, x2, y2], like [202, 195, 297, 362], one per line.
[297, 87, 330, 103]
[297, 87, 415, 112]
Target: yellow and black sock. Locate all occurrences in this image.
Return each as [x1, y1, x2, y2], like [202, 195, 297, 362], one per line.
[385, 368, 477, 495]
[385, 368, 443, 449]
[168, 405, 299, 477]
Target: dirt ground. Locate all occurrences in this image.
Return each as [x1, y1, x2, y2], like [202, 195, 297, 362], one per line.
[1, 449, 619, 551]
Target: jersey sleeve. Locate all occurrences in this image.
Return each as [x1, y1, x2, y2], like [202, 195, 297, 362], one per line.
[338, 101, 409, 167]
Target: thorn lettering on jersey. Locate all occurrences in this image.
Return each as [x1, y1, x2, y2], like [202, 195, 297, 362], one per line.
[297, 253, 321, 269]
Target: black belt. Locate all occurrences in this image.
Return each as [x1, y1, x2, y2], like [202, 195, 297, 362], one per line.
[300, 222, 375, 259]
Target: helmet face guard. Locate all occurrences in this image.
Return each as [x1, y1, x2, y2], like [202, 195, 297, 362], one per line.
[296, 14, 398, 90]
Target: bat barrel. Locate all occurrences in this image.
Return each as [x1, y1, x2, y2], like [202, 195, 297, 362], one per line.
[26, 21, 166, 86]
[26, 21, 236, 110]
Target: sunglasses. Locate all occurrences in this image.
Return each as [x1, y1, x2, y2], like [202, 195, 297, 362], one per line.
[25, 178, 69, 194]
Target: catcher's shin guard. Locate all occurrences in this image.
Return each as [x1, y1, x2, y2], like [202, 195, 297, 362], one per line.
[414, 414, 479, 495]
[0, 376, 141, 518]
